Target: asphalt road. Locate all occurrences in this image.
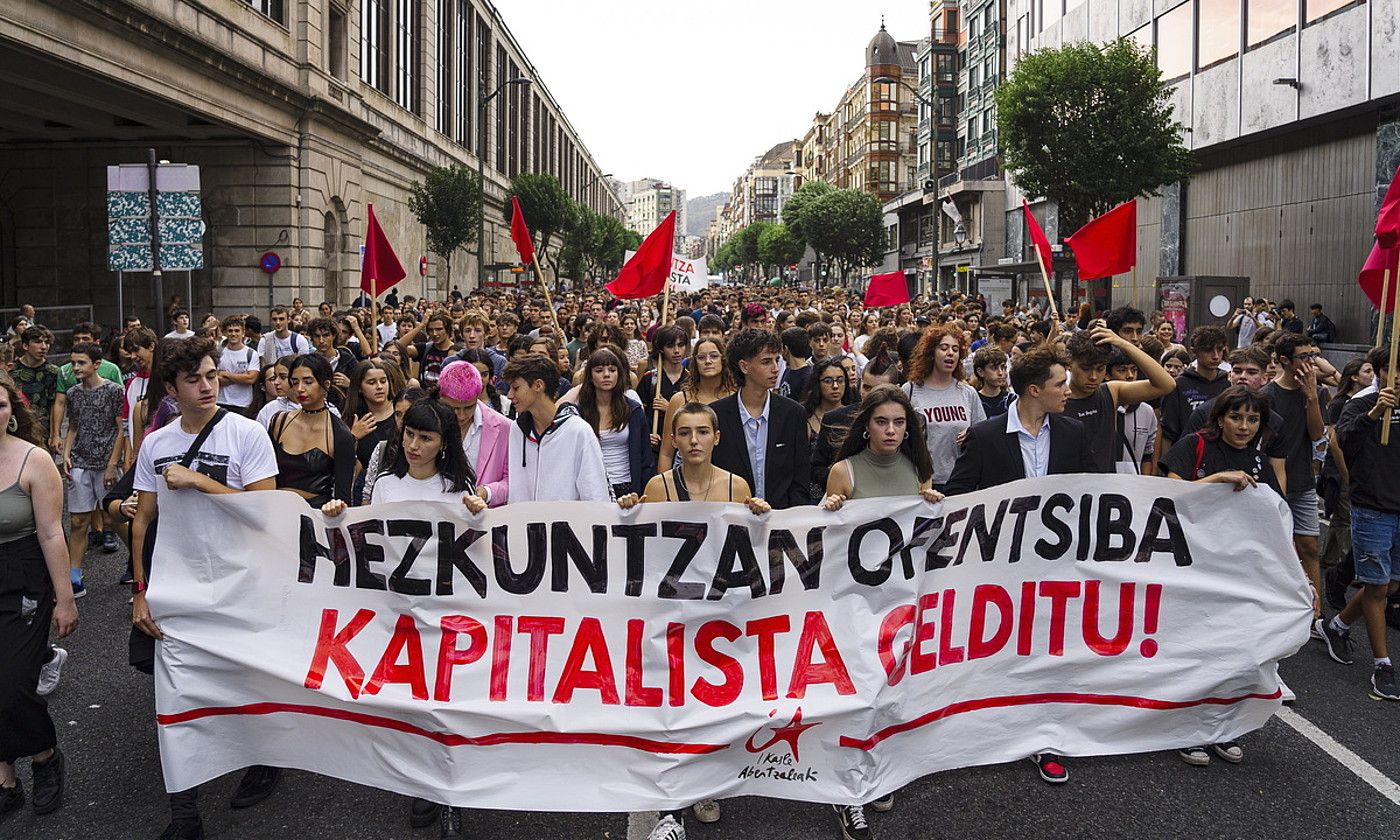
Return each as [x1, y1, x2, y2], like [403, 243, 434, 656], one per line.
[6, 544, 1398, 840]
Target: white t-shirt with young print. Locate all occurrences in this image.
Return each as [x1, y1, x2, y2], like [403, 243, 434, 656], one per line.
[134, 411, 278, 493]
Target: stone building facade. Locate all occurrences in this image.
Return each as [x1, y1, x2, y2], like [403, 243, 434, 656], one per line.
[0, 0, 619, 328]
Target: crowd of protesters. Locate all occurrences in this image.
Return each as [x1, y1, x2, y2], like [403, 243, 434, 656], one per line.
[0, 283, 1393, 840]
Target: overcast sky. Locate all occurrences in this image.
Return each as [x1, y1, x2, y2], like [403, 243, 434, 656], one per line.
[494, 0, 931, 198]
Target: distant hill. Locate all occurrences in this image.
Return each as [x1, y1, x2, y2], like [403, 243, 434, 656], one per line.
[686, 192, 727, 236]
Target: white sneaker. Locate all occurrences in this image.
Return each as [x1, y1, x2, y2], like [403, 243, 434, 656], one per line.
[38, 647, 68, 696]
[647, 815, 686, 840]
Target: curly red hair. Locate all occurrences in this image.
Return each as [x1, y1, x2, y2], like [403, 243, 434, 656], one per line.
[906, 324, 968, 383]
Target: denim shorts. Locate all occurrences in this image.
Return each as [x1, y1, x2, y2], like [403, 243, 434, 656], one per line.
[1285, 489, 1320, 537]
[1350, 505, 1400, 586]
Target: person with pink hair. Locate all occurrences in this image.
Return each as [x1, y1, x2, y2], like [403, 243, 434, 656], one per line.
[436, 361, 510, 507]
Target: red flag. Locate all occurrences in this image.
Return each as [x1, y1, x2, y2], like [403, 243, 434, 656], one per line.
[1022, 199, 1054, 276]
[360, 203, 406, 295]
[1377, 164, 1400, 249]
[509, 195, 536, 266]
[1358, 242, 1399, 313]
[1065, 201, 1137, 280]
[607, 211, 677, 299]
[863, 271, 910, 308]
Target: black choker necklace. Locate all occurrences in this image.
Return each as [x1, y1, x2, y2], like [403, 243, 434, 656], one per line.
[301, 405, 329, 414]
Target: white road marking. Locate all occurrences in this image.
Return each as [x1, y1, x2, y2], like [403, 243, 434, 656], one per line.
[627, 811, 660, 840]
[1275, 706, 1400, 806]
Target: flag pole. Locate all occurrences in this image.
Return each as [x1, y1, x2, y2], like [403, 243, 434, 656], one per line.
[661, 279, 671, 327]
[534, 248, 562, 336]
[1384, 266, 1398, 445]
[1033, 248, 1061, 323]
[1378, 267, 1391, 347]
[371, 274, 378, 355]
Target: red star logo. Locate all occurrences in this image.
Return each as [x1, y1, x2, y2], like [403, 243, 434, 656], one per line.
[745, 707, 821, 762]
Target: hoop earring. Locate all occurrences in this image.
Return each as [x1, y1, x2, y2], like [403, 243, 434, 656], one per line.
[862, 430, 869, 439]
[6, 415, 15, 433]
[903, 431, 909, 440]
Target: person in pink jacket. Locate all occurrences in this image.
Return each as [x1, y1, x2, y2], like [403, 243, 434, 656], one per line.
[437, 361, 510, 507]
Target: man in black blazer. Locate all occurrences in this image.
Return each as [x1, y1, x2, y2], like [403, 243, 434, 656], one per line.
[944, 343, 1090, 786]
[946, 344, 1093, 496]
[710, 328, 812, 509]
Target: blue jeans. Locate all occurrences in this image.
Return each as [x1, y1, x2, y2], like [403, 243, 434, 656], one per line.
[1350, 505, 1400, 586]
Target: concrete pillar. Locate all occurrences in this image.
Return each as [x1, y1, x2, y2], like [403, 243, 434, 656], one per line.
[1159, 181, 1184, 277]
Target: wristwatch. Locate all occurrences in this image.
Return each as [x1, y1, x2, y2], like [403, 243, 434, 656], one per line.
[131, 580, 148, 594]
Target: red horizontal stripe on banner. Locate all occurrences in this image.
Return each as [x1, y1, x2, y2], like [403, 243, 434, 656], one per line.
[838, 688, 1282, 751]
[157, 702, 728, 755]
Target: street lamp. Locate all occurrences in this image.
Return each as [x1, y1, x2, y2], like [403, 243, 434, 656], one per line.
[581, 171, 614, 217]
[477, 76, 533, 290]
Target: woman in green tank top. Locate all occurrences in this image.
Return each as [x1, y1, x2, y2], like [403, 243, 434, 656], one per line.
[822, 384, 943, 509]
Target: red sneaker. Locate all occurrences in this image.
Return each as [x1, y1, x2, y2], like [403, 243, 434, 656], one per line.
[1032, 753, 1069, 784]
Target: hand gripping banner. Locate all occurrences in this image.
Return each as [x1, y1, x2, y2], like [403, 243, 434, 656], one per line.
[148, 476, 1311, 809]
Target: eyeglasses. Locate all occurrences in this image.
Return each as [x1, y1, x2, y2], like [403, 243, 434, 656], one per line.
[819, 377, 844, 386]
[1294, 352, 1322, 361]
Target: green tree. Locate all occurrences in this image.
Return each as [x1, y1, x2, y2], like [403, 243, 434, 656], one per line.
[559, 202, 598, 280]
[996, 39, 1193, 232]
[732, 221, 772, 280]
[504, 173, 573, 263]
[781, 180, 833, 245]
[802, 189, 884, 282]
[407, 165, 482, 280]
[758, 224, 804, 273]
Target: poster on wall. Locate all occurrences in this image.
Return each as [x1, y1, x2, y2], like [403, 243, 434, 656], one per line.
[1159, 281, 1190, 341]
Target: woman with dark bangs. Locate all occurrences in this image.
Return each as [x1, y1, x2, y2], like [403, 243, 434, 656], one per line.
[573, 347, 652, 499]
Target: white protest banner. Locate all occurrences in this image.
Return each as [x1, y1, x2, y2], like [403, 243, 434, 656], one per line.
[148, 476, 1310, 810]
[624, 249, 710, 292]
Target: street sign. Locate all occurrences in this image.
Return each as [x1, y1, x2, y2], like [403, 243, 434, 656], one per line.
[106, 163, 205, 271]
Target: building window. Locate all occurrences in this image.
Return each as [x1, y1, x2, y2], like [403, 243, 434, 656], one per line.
[495, 45, 507, 174]
[245, 0, 285, 24]
[1156, 1, 1193, 81]
[1127, 22, 1152, 53]
[435, 0, 451, 132]
[327, 5, 347, 80]
[476, 12, 490, 157]
[361, 0, 390, 93]
[969, 65, 979, 88]
[948, 10, 959, 33]
[455, 1, 470, 144]
[395, 0, 419, 113]
[1305, 0, 1359, 23]
[1197, 0, 1241, 68]
[1248, 0, 1296, 45]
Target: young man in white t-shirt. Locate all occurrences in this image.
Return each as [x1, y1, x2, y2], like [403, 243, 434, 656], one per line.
[128, 336, 281, 839]
[215, 315, 259, 413]
[255, 306, 307, 361]
[163, 309, 195, 339]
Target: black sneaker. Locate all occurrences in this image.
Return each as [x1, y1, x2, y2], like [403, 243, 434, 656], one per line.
[118, 570, 136, 586]
[409, 797, 441, 828]
[0, 780, 24, 819]
[1315, 618, 1354, 665]
[1371, 663, 1399, 701]
[1177, 746, 1210, 766]
[833, 804, 871, 840]
[30, 747, 64, 815]
[228, 765, 280, 809]
[439, 805, 464, 840]
[156, 818, 205, 840]
[103, 530, 120, 553]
